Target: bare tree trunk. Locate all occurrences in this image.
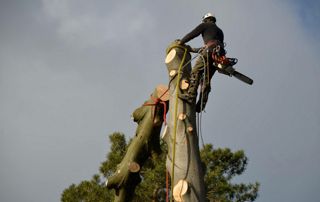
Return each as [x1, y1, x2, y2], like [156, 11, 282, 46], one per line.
[163, 41, 206, 202]
[106, 85, 169, 202]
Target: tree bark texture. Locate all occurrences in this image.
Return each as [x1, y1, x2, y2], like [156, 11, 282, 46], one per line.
[163, 41, 206, 202]
[106, 85, 169, 202]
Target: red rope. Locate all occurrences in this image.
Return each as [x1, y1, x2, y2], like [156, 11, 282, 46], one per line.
[166, 169, 169, 202]
[143, 88, 169, 125]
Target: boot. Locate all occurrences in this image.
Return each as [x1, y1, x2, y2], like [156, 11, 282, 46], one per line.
[196, 85, 211, 112]
[179, 71, 200, 103]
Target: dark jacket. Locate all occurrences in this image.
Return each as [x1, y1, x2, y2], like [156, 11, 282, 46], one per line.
[180, 22, 224, 45]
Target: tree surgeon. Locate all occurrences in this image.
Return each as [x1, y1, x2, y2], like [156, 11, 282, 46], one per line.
[178, 12, 235, 112]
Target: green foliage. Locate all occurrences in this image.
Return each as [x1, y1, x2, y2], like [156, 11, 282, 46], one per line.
[61, 132, 259, 202]
[201, 144, 259, 202]
[61, 175, 113, 202]
[99, 132, 127, 178]
[133, 142, 168, 202]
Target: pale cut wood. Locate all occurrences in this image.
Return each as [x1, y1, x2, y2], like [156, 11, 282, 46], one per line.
[156, 84, 170, 101]
[169, 70, 177, 77]
[165, 48, 176, 64]
[178, 113, 187, 120]
[187, 126, 193, 133]
[173, 179, 189, 202]
[128, 162, 140, 173]
[180, 79, 189, 90]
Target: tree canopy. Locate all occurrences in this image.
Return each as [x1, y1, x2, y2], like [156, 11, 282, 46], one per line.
[61, 132, 259, 202]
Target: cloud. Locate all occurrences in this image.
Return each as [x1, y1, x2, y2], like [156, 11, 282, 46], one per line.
[41, 0, 155, 48]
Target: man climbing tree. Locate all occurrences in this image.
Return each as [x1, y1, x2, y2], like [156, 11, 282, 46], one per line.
[61, 12, 256, 202]
[178, 12, 236, 112]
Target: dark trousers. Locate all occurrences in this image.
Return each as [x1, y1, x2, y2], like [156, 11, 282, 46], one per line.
[190, 41, 225, 111]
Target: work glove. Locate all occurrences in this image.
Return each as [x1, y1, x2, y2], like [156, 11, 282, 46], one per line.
[192, 47, 203, 53]
[175, 39, 183, 45]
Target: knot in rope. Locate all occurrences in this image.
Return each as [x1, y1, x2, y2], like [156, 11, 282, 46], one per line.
[143, 88, 169, 125]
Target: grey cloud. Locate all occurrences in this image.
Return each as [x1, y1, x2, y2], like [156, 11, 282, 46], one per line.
[41, 0, 156, 49]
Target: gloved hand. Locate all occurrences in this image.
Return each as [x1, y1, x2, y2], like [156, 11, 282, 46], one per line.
[192, 47, 203, 53]
[175, 39, 183, 45]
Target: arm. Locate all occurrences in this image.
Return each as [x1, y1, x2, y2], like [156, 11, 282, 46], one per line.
[180, 23, 205, 44]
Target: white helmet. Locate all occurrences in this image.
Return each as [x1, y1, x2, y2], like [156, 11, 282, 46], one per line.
[202, 12, 214, 21]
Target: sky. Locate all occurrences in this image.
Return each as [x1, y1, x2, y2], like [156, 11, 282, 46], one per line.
[0, 0, 319, 202]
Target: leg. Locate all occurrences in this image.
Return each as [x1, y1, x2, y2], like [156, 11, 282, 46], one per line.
[196, 50, 215, 112]
[179, 52, 206, 103]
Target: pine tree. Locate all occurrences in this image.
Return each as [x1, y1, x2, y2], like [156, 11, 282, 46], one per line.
[61, 132, 259, 202]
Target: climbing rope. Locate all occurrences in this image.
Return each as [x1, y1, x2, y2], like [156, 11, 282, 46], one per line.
[196, 53, 208, 149]
[168, 46, 203, 86]
[170, 46, 188, 202]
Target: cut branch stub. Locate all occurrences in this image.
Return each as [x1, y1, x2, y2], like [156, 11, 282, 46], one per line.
[173, 179, 189, 202]
[155, 84, 170, 101]
[169, 70, 177, 77]
[178, 113, 187, 121]
[187, 126, 193, 133]
[180, 79, 189, 90]
[128, 162, 140, 173]
[165, 48, 177, 64]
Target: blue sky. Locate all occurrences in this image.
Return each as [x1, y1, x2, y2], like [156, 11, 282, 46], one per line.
[1, 0, 319, 202]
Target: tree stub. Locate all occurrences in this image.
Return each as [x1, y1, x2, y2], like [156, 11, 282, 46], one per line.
[173, 179, 189, 202]
[169, 70, 177, 77]
[180, 79, 189, 90]
[156, 84, 170, 101]
[165, 49, 177, 64]
[178, 113, 187, 121]
[128, 162, 140, 173]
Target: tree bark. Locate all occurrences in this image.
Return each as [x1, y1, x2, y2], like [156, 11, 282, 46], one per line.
[106, 85, 169, 202]
[163, 41, 206, 202]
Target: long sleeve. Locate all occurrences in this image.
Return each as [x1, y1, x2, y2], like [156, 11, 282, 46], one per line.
[180, 23, 205, 44]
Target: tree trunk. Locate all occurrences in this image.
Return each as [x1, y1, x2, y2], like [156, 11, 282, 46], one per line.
[163, 41, 206, 202]
[106, 85, 169, 202]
